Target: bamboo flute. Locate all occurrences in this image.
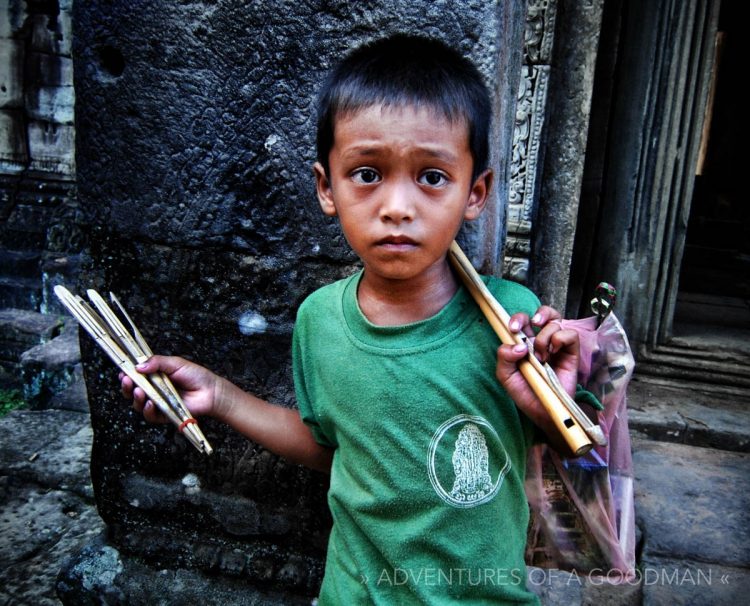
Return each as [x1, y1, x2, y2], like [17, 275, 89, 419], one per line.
[54, 285, 213, 455]
[448, 241, 604, 457]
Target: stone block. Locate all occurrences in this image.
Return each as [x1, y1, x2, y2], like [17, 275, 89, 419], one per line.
[30, 11, 73, 56]
[27, 121, 75, 174]
[527, 567, 583, 604]
[0, 249, 41, 278]
[0, 38, 25, 108]
[0, 2, 28, 38]
[0, 109, 28, 172]
[27, 52, 74, 88]
[0, 308, 61, 362]
[47, 364, 88, 412]
[0, 409, 94, 498]
[1, 202, 52, 249]
[20, 320, 80, 408]
[26, 84, 75, 124]
[56, 539, 312, 605]
[633, 438, 750, 567]
[0, 275, 42, 310]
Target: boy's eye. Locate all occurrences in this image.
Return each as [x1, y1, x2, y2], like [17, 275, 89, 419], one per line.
[351, 168, 381, 184]
[418, 170, 448, 187]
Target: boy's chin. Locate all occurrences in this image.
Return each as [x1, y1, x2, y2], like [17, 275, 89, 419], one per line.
[362, 259, 451, 283]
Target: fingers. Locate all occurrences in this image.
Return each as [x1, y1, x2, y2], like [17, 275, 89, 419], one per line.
[141, 399, 168, 424]
[508, 312, 534, 338]
[495, 342, 530, 383]
[530, 305, 562, 326]
[134, 354, 185, 375]
[525, 305, 564, 363]
[119, 359, 178, 425]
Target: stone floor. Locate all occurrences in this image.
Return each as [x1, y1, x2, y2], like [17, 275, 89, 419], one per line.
[1, 376, 748, 604]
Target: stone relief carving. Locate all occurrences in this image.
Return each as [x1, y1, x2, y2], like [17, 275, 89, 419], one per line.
[525, 0, 557, 64]
[504, 0, 557, 282]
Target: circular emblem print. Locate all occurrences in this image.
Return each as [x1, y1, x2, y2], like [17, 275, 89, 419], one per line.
[427, 414, 511, 508]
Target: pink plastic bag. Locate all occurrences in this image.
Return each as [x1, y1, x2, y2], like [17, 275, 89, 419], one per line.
[524, 312, 636, 579]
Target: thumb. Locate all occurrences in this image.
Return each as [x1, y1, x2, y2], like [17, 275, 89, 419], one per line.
[495, 342, 529, 384]
[135, 355, 184, 375]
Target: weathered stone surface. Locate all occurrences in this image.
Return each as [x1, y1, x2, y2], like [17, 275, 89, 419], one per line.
[0, 38, 24, 108]
[640, 555, 750, 606]
[30, 5, 74, 56]
[628, 379, 750, 452]
[0, 408, 94, 499]
[527, 567, 583, 604]
[28, 121, 76, 173]
[0, 484, 105, 606]
[528, 559, 642, 605]
[20, 318, 80, 407]
[0, 307, 61, 362]
[48, 364, 88, 412]
[633, 438, 750, 567]
[0, 406, 102, 606]
[56, 539, 312, 606]
[0, 109, 28, 171]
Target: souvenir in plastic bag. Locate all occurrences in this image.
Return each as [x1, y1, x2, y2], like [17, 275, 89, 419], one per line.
[524, 306, 636, 579]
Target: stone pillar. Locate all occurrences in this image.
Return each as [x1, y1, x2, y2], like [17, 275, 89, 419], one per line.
[71, 1, 525, 600]
[527, 0, 604, 310]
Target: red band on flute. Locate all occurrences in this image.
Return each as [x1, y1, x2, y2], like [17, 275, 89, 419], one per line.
[178, 418, 197, 433]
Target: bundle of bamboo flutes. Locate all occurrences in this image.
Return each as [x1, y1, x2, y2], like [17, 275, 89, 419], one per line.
[449, 241, 606, 457]
[54, 285, 213, 455]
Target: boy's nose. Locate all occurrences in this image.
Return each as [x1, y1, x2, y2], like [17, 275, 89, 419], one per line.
[379, 181, 415, 223]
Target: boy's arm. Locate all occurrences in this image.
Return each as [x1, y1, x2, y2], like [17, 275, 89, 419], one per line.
[212, 375, 334, 473]
[494, 306, 581, 458]
[122, 356, 334, 473]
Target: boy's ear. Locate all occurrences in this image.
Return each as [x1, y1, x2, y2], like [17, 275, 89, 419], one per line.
[464, 169, 493, 221]
[313, 162, 337, 217]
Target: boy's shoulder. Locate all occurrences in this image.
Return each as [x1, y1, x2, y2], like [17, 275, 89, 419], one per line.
[296, 272, 358, 321]
[484, 274, 541, 315]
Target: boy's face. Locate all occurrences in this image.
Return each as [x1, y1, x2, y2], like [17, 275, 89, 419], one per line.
[314, 104, 491, 284]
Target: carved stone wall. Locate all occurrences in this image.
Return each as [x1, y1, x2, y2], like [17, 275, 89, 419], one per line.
[504, 0, 556, 283]
[0, 0, 81, 315]
[71, 2, 525, 600]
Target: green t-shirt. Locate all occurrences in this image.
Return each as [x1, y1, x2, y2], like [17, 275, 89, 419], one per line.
[293, 271, 542, 605]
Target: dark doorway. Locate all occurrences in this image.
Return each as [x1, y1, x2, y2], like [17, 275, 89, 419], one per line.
[674, 0, 750, 345]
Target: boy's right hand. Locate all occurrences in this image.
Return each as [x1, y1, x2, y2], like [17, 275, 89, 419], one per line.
[119, 356, 219, 423]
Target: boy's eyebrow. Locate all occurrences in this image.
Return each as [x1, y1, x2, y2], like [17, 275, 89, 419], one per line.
[341, 145, 460, 163]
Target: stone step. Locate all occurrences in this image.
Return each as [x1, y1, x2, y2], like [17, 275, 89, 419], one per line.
[20, 318, 81, 408]
[632, 438, 750, 604]
[0, 307, 61, 362]
[0, 276, 43, 310]
[0, 249, 42, 278]
[628, 378, 750, 452]
[636, 334, 750, 397]
[637, 346, 750, 377]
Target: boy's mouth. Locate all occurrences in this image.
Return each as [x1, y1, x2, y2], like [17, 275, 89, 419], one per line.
[375, 235, 418, 249]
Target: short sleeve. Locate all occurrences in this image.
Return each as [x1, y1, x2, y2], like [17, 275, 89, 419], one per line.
[291, 303, 337, 448]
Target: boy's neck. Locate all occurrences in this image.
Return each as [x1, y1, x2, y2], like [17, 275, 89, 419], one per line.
[357, 259, 460, 326]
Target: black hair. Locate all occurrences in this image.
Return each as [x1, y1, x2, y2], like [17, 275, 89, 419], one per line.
[316, 34, 491, 181]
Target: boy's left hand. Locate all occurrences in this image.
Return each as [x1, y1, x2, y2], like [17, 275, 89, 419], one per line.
[495, 305, 580, 439]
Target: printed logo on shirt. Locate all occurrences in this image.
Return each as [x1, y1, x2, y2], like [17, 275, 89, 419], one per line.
[427, 414, 511, 508]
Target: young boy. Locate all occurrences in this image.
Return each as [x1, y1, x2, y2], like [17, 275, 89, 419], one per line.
[122, 34, 580, 604]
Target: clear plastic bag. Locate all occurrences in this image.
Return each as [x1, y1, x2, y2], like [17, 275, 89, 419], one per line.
[524, 312, 636, 579]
